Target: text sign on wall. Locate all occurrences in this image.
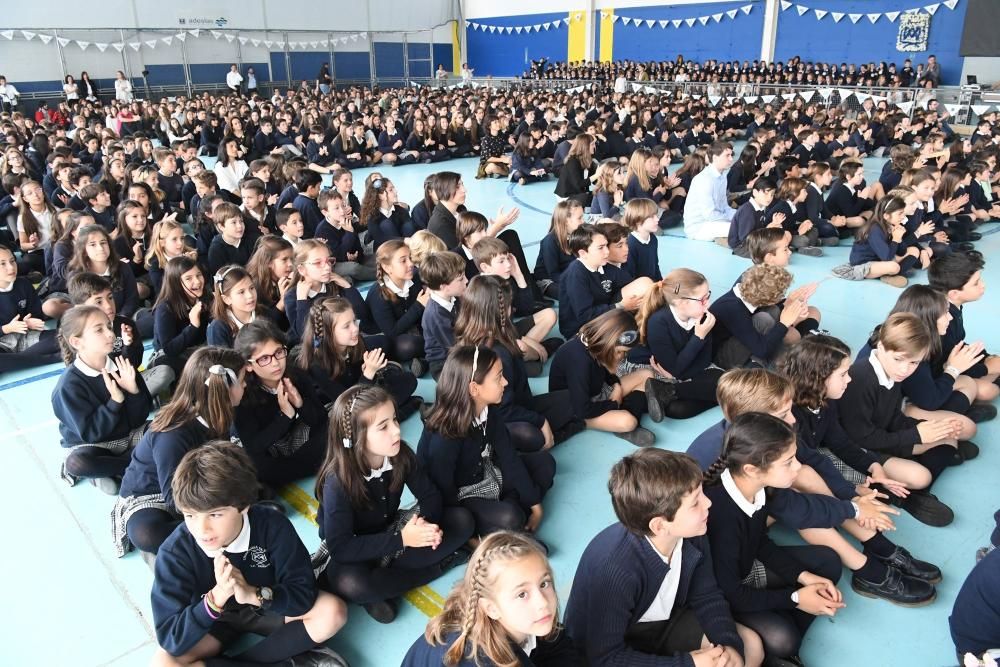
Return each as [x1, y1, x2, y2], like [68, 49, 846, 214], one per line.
[897, 12, 930, 52]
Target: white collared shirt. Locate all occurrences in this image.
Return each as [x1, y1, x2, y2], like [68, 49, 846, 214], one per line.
[721, 468, 766, 517]
[307, 283, 328, 300]
[282, 233, 300, 246]
[73, 356, 117, 377]
[430, 292, 455, 312]
[630, 230, 651, 245]
[810, 183, 823, 195]
[868, 349, 894, 389]
[472, 406, 489, 427]
[579, 258, 604, 275]
[363, 456, 394, 481]
[199, 510, 251, 558]
[787, 201, 797, 214]
[383, 277, 413, 299]
[223, 235, 242, 249]
[732, 284, 756, 314]
[0, 280, 13, 293]
[638, 536, 684, 623]
[522, 635, 537, 657]
[379, 206, 393, 219]
[461, 245, 474, 260]
[669, 305, 697, 331]
[229, 309, 256, 330]
[750, 198, 766, 213]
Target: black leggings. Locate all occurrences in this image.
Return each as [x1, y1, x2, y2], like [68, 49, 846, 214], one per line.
[16, 250, 44, 275]
[324, 507, 475, 604]
[667, 368, 724, 420]
[389, 333, 425, 363]
[126, 507, 181, 554]
[0, 330, 60, 373]
[64, 445, 133, 480]
[735, 545, 842, 659]
[462, 450, 556, 535]
[506, 389, 576, 452]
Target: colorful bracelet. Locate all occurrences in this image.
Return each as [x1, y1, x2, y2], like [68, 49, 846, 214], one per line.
[203, 596, 221, 620]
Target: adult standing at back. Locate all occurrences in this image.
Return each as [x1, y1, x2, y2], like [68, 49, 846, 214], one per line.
[318, 63, 332, 95]
[919, 55, 941, 88]
[226, 64, 243, 95]
[0, 75, 19, 112]
[683, 141, 737, 241]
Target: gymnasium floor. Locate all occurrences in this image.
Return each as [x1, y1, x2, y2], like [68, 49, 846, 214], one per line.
[2, 152, 997, 667]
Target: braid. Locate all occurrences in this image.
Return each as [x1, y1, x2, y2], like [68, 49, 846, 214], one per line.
[703, 454, 729, 485]
[496, 286, 507, 333]
[446, 546, 496, 665]
[57, 330, 76, 366]
[340, 399, 353, 447]
[311, 302, 326, 347]
[376, 262, 395, 303]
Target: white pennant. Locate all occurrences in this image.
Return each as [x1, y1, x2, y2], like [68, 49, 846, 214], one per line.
[145, 39, 157, 49]
[239, 37, 249, 45]
[188, 29, 200, 37]
[263, 40, 273, 48]
[780, 0, 792, 10]
[924, 3, 940, 14]
[896, 101, 914, 113]
[161, 36, 172, 46]
[871, 95, 886, 103]
[0, 30, 14, 40]
[512, 26, 520, 34]
[672, 19, 682, 28]
[77, 40, 90, 50]
[600, 11, 609, 19]
[308, 40, 317, 47]
[972, 104, 993, 116]
[691, 94, 701, 100]
[504, 27, 512, 34]
[849, 13, 862, 23]
[741, 5, 752, 14]
[543, 22, 551, 29]
[632, 82, 643, 92]
[782, 92, 797, 100]
[211, 30, 222, 39]
[761, 95, 775, 103]
[856, 92, 870, 102]
[128, 42, 140, 51]
[112, 42, 124, 52]
[818, 87, 833, 99]
[815, 9, 828, 19]
[831, 12, 844, 22]
[726, 9, 738, 19]
[532, 24, 541, 31]
[225, 34, 235, 42]
[685, 18, 696, 27]
[698, 16, 709, 25]
[885, 11, 900, 21]
[944, 103, 962, 116]
[175, 32, 186, 41]
[622, 17, 632, 26]
[251, 39, 260, 47]
[743, 95, 758, 103]
[709, 95, 721, 106]
[57, 37, 70, 47]
[95, 42, 108, 52]
[867, 13, 880, 23]
[659, 20, 669, 28]
[611, 15, 620, 23]
[464, 20, 470, 27]
[646, 19, 655, 28]
[712, 13, 723, 22]
[38, 34, 53, 44]
[796, 5, 808, 16]
[21, 30, 36, 41]
[837, 88, 854, 99]
[488, 26, 496, 33]
[644, 86, 658, 93]
[943, 0, 958, 8]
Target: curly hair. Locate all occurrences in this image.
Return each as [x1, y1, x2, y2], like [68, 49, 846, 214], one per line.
[777, 334, 851, 411]
[738, 264, 792, 308]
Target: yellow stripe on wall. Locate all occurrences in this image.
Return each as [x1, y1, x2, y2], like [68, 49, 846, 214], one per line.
[452, 20, 462, 75]
[599, 7, 615, 63]
[567, 10, 587, 62]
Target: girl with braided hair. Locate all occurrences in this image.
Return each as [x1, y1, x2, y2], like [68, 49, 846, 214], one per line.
[402, 531, 580, 666]
[365, 239, 430, 375]
[298, 296, 421, 419]
[455, 275, 581, 452]
[314, 385, 475, 624]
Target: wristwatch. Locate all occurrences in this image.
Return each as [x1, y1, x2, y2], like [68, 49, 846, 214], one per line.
[256, 586, 273, 609]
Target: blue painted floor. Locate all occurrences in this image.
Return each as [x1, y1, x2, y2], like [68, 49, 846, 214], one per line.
[2, 154, 997, 667]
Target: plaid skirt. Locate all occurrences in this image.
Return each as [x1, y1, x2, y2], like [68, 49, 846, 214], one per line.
[0, 330, 42, 353]
[310, 504, 422, 577]
[741, 559, 768, 589]
[59, 423, 148, 486]
[111, 492, 171, 558]
[817, 447, 868, 485]
[457, 444, 503, 503]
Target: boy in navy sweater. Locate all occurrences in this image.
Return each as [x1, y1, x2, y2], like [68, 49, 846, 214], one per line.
[420, 251, 467, 379]
[150, 442, 347, 666]
[622, 199, 663, 281]
[565, 448, 760, 667]
[728, 178, 783, 258]
[315, 189, 376, 283]
[291, 170, 324, 240]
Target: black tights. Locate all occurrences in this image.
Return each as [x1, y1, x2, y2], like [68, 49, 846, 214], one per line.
[666, 368, 723, 420]
[736, 545, 842, 659]
[506, 390, 576, 452]
[64, 446, 133, 480]
[390, 334, 425, 363]
[325, 507, 475, 604]
[462, 450, 556, 535]
[126, 507, 181, 554]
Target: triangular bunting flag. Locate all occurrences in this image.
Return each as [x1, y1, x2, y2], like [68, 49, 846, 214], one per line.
[741, 5, 752, 14]
[128, 42, 140, 51]
[924, 3, 940, 14]
[611, 15, 620, 23]
[514, 27, 522, 34]
[57, 37, 71, 47]
[646, 19, 655, 28]
[532, 24, 541, 31]
[780, 92, 795, 101]
[698, 16, 710, 25]
[761, 95, 776, 103]
[112, 42, 124, 52]
[188, 29, 200, 37]
[727, 9, 738, 18]
[837, 88, 853, 99]
[897, 101, 914, 113]
[95, 42, 108, 52]
[644, 86, 658, 93]
[659, 20, 669, 28]
[251, 39, 260, 47]
[672, 19, 682, 28]
[849, 13, 862, 23]
[944, 103, 962, 116]
[76, 40, 90, 50]
[600, 12, 609, 19]
[709, 95, 721, 106]
[631, 83, 643, 92]
[855, 92, 870, 102]
[504, 27, 513, 34]
[464, 20, 470, 27]
[780, 0, 792, 10]
[306, 40, 315, 48]
[943, 0, 958, 8]
[867, 13, 880, 23]
[0, 30, 13, 40]
[239, 37, 249, 45]
[621, 17, 632, 26]
[685, 18, 696, 27]
[712, 13, 723, 22]
[818, 88, 833, 99]
[488, 26, 497, 33]
[38, 34, 53, 44]
[211, 31, 222, 39]
[543, 22, 551, 30]
[885, 11, 900, 21]
[743, 95, 758, 103]
[263, 40, 273, 48]
[161, 36, 173, 46]
[972, 104, 993, 116]
[691, 94, 702, 100]
[796, 5, 808, 16]
[225, 34, 235, 42]
[831, 12, 844, 22]
[175, 32, 186, 41]
[815, 9, 828, 19]
[21, 30, 36, 41]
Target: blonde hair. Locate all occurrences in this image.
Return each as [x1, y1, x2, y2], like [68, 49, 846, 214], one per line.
[548, 199, 584, 254]
[593, 160, 620, 195]
[425, 531, 558, 667]
[621, 197, 659, 231]
[877, 312, 931, 359]
[738, 264, 792, 307]
[626, 147, 654, 192]
[405, 230, 447, 267]
[716, 368, 793, 422]
[637, 269, 707, 343]
[145, 219, 192, 269]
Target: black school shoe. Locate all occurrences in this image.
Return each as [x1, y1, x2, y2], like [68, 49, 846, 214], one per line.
[283, 646, 350, 667]
[615, 427, 656, 447]
[363, 598, 398, 624]
[541, 337, 564, 357]
[958, 440, 980, 461]
[875, 546, 942, 584]
[797, 246, 823, 257]
[645, 378, 677, 423]
[967, 403, 998, 423]
[891, 489, 954, 527]
[851, 566, 936, 607]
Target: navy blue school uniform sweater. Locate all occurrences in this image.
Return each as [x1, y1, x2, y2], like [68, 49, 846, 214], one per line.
[765, 200, 806, 235]
[0, 276, 44, 323]
[624, 232, 661, 281]
[402, 630, 580, 667]
[206, 234, 253, 277]
[51, 359, 151, 447]
[283, 283, 369, 345]
[206, 309, 279, 348]
[849, 224, 897, 265]
[558, 260, 623, 339]
[151, 505, 317, 658]
[153, 301, 208, 360]
[234, 368, 325, 468]
[47, 240, 74, 292]
[113, 234, 150, 283]
[367, 207, 411, 253]
[942, 303, 990, 379]
[533, 233, 574, 286]
[416, 409, 546, 509]
[728, 200, 768, 248]
[314, 220, 363, 263]
[365, 277, 425, 340]
[564, 523, 743, 667]
[119, 419, 215, 507]
[291, 194, 323, 239]
[276, 184, 298, 211]
[548, 336, 619, 421]
[111, 314, 145, 367]
[709, 287, 788, 363]
[824, 181, 870, 218]
[421, 297, 457, 365]
[792, 401, 879, 476]
[86, 206, 115, 232]
[623, 175, 664, 205]
[409, 201, 431, 232]
[949, 549, 1000, 657]
[804, 184, 833, 227]
[494, 343, 545, 428]
[839, 355, 921, 458]
[858, 341, 958, 412]
[631, 307, 713, 380]
[792, 143, 816, 168]
[318, 447, 443, 564]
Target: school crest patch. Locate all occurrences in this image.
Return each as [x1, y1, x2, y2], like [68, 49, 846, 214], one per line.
[246, 545, 270, 568]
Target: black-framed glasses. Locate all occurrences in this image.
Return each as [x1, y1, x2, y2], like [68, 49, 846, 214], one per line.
[618, 330, 639, 347]
[251, 347, 288, 367]
[679, 290, 712, 306]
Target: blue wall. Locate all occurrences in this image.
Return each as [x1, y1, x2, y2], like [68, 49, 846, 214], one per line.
[467, 12, 568, 77]
[774, 0, 967, 84]
[607, 1, 764, 64]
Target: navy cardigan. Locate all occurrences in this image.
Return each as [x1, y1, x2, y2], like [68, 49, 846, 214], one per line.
[51, 361, 151, 447]
[119, 419, 214, 510]
[709, 288, 788, 364]
[557, 260, 623, 338]
[365, 277, 425, 340]
[631, 307, 712, 380]
[532, 233, 574, 285]
[838, 356, 921, 458]
[624, 233, 661, 281]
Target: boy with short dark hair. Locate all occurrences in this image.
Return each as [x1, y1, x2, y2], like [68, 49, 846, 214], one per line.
[150, 441, 348, 666]
[314, 188, 376, 282]
[746, 228, 793, 267]
[558, 224, 637, 338]
[291, 169, 324, 239]
[80, 182, 114, 231]
[420, 251, 468, 379]
[565, 448, 759, 667]
[728, 178, 783, 257]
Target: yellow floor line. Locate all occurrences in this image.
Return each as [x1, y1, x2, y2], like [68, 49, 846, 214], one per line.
[278, 484, 444, 617]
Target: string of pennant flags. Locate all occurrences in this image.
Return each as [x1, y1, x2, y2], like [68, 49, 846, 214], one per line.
[778, 0, 960, 23]
[0, 28, 369, 52]
[466, 5, 753, 34]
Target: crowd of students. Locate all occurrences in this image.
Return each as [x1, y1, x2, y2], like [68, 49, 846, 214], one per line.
[0, 64, 995, 666]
